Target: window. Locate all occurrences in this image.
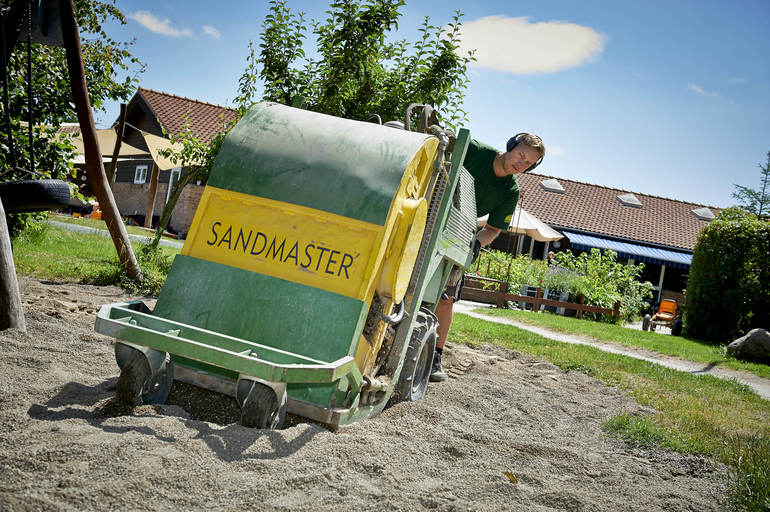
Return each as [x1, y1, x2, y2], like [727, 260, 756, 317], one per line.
[134, 165, 148, 184]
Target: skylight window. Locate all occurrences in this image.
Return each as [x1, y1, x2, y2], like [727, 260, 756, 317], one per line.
[540, 178, 565, 194]
[617, 193, 642, 208]
[692, 207, 715, 221]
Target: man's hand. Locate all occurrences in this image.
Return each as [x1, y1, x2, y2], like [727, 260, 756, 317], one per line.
[428, 125, 457, 154]
[476, 225, 501, 247]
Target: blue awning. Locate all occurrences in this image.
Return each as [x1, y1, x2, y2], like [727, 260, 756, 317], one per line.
[562, 231, 692, 269]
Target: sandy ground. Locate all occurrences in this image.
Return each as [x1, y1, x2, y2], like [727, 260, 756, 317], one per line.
[0, 277, 728, 511]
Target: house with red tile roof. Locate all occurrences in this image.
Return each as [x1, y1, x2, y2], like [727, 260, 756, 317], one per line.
[109, 88, 238, 234]
[493, 173, 720, 305]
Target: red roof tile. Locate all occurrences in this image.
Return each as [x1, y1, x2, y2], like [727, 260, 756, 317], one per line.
[517, 173, 719, 251]
[136, 88, 238, 142]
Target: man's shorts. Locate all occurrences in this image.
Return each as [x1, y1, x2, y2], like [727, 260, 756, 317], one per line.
[441, 274, 465, 302]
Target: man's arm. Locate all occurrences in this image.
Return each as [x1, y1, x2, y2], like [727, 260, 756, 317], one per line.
[477, 224, 501, 247]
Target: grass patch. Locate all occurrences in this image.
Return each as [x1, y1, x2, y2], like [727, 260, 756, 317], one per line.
[13, 222, 178, 295]
[48, 212, 163, 237]
[603, 413, 669, 449]
[724, 433, 770, 512]
[474, 307, 770, 380]
[450, 313, 770, 510]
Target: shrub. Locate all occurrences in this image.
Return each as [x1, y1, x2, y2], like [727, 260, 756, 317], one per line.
[472, 248, 653, 323]
[684, 207, 770, 343]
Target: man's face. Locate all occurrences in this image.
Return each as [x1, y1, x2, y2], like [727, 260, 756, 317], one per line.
[502, 145, 540, 175]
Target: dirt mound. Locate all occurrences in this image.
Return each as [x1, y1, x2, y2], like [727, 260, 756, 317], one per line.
[0, 277, 727, 511]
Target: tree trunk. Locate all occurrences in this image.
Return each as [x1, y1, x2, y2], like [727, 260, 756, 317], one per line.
[106, 103, 126, 183]
[144, 162, 160, 228]
[150, 170, 200, 249]
[59, 0, 141, 283]
[0, 199, 26, 331]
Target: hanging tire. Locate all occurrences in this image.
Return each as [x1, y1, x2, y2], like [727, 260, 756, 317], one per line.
[0, 179, 71, 213]
[642, 314, 651, 331]
[389, 308, 437, 405]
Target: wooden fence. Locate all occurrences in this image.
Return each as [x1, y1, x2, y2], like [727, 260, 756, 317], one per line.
[461, 275, 620, 321]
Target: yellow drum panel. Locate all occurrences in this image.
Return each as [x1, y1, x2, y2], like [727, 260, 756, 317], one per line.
[182, 187, 383, 301]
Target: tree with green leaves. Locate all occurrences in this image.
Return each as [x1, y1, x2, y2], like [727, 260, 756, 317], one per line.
[732, 151, 770, 219]
[235, 0, 475, 129]
[156, 0, 475, 256]
[1, 0, 142, 189]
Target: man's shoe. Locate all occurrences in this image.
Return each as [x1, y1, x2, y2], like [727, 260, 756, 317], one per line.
[430, 352, 448, 382]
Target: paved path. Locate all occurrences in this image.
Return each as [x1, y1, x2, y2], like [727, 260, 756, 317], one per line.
[454, 301, 770, 401]
[48, 220, 184, 249]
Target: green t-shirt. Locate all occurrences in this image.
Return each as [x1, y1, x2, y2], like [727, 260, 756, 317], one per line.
[462, 138, 519, 230]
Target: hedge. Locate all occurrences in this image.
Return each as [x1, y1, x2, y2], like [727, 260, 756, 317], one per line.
[684, 207, 770, 343]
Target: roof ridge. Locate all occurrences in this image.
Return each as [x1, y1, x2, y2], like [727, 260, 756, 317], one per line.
[525, 172, 720, 210]
[137, 87, 236, 112]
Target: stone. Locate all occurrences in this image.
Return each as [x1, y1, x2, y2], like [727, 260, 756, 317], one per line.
[727, 328, 770, 363]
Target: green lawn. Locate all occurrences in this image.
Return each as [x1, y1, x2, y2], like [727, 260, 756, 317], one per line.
[472, 306, 770, 380]
[13, 223, 178, 294]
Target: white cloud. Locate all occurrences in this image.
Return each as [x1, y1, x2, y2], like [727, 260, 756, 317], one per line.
[129, 11, 192, 38]
[688, 83, 719, 97]
[203, 25, 221, 40]
[453, 16, 606, 74]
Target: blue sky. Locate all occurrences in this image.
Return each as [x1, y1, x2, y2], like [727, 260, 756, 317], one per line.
[98, 0, 770, 209]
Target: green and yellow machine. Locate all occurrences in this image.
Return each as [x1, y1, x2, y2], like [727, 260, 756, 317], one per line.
[95, 103, 477, 429]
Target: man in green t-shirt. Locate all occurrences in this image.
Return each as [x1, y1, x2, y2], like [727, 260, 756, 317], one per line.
[431, 133, 546, 382]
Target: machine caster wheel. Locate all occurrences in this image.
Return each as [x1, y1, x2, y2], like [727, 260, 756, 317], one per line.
[642, 314, 651, 331]
[240, 382, 286, 430]
[116, 351, 173, 406]
[115, 342, 135, 370]
[389, 309, 437, 405]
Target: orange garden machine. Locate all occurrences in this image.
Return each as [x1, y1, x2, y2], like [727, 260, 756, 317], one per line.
[95, 103, 477, 428]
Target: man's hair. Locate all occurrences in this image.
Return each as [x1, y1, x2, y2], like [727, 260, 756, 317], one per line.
[515, 133, 546, 158]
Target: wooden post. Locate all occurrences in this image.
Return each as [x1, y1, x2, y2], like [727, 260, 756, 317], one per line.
[106, 103, 126, 183]
[577, 294, 585, 319]
[59, 0, 141, 282]
[613, 300, 620, 321]
[496, 282, 508, 309]
[144, 162, 160, 228]
[0, 199, 25, 331]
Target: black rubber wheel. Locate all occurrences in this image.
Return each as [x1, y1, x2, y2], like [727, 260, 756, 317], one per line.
[389, 309, 437, 405]
[671, 319, 683, 336]
[0, 179, 71, 213]
[115, 351, 173, 406]
[116, 351, 152, 406]
[140, 360, 174, 405]
[642, 314, 651, 331]
[241, 382, 286, 429]
[114, 342, 135, 370]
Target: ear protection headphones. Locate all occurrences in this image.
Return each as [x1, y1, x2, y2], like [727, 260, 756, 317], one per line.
[506, 132, 543, 173]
